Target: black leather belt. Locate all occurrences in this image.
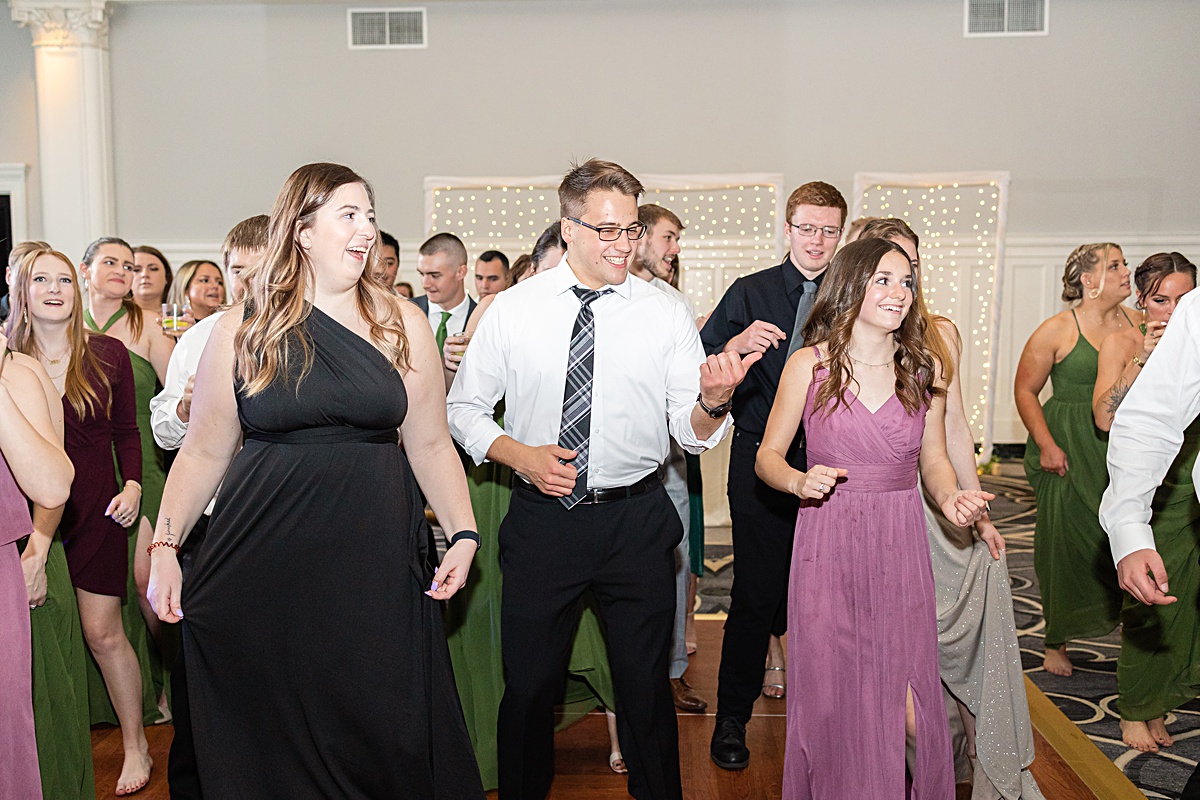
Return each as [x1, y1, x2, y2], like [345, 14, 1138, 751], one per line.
[517, 474, 660, 505]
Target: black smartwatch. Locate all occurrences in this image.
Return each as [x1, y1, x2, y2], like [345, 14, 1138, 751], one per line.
[697, 393, 732, 419]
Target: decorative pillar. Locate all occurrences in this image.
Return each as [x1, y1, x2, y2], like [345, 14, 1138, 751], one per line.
[10, 0, 115, 262]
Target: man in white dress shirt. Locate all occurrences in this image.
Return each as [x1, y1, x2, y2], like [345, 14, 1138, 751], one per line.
[414, 232, 476, 349]
[147, 214, 267, 800]
[447, 159, 758, 800]
[628, 203, 706, 715]
[1100, 286, 1200, 798]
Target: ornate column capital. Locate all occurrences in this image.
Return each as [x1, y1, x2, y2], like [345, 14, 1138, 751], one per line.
[10, 0, 112, 48]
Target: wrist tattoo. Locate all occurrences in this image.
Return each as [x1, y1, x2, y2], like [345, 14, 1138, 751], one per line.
[1104, 379, 1131, 418]
[164, 517, 175, 543]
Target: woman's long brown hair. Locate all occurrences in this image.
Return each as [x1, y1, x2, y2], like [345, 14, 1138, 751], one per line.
[82, 237, 144, 340]
[6, 247, 111, 419]
[801, 237, 943, 416]
[235, 162, 410, 395]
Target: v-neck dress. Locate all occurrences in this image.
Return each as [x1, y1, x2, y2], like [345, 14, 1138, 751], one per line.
[1024, 310, 1127, 647]
[783, 354, 952, 799]
[82, 309, 167, 726]
[181, 306, 483, 798]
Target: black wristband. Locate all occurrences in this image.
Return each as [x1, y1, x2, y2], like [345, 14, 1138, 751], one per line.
[451, 530, 481, 547]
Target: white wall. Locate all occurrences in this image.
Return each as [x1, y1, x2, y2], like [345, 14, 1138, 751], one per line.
[0, 17, 41, 241]
[88, 0, 1200, 243]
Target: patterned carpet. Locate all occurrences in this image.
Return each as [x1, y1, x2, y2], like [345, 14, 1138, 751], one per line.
[696, 469, 1200, 799]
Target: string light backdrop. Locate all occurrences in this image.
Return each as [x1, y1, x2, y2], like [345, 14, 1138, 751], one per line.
[423, 173, 785, 313]
[852, 171, 1011, 460]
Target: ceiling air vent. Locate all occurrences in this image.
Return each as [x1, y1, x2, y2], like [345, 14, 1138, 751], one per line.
[348, 8, 427, 50]
[964, 0, 1048, 37]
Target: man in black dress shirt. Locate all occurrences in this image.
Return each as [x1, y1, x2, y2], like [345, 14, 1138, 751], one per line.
[700, 181, 848, 769]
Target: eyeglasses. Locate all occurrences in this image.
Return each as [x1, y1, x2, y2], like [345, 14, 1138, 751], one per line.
[566, 217, 647, 242]
[788, 222, 843, 239]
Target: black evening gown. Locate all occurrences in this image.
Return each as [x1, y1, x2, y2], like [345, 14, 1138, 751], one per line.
[181, 306, 484, 799]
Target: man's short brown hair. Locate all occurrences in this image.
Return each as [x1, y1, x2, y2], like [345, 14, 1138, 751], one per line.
[638, 204, 684, 232]
[785, 181, 848, 227]
[558, 159, 643, 220]
[418, 232, 468, 267]
[222, 215, 269, 267]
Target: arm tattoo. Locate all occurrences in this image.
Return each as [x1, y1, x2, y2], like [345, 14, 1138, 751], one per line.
[1104, 379, 1132, 418]
[164, 517, 174, 543]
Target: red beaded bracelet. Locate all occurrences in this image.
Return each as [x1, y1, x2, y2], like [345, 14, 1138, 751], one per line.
[146, 541, 181, 557]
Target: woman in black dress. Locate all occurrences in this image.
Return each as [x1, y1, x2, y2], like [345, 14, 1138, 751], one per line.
[147, 162, 484, 798]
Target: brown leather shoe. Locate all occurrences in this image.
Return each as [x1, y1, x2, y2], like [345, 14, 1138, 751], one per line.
[671, 676, 707, 713]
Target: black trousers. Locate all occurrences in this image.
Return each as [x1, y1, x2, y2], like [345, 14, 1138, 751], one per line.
[168, 513, 209, 800]
[497, 482, 683, 800]
[715, 430, 800, 724]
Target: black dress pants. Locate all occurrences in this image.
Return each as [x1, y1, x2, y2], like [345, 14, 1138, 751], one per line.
[715, 430, 800, 724]
[497, 482, 682, 800]
[168, 513, 209, 800]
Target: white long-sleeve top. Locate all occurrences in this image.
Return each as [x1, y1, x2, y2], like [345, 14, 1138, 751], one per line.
[149, 310, 225, 450]
[1100, 288, 1200, 565]
[446, 257, 730, 489]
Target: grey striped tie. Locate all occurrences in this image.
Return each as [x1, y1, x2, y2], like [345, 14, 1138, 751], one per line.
[558, 287, 612, 509]
[786, 279, 819, 359]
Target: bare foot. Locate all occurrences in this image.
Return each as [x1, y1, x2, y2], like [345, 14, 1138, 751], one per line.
[1043, 645, 1073, 677]
[1120, 719, 1160, 753]
[155, 690, 172, 725]
[115, 749, 152, 796]
[1148, 717, 1174, 748]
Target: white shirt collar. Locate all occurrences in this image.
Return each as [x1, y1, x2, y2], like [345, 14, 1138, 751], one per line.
[550, 254, 633, 301]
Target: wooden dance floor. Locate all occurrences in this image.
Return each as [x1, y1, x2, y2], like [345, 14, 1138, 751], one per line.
[91, 619, 1142, 799]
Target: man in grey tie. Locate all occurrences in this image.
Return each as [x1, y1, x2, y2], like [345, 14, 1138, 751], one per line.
[447, 159, 758, 800]
[699, 180, 847, 769]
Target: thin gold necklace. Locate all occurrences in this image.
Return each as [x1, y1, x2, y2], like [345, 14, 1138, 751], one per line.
[42, 347, 70, 365]
[848, 354, 894, 368]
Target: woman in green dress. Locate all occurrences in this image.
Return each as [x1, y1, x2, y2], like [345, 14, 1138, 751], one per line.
[80, 236, 176, 725]
[442, 231, 623, 788]
[1093, 252, 1199, 753]
[1015, 242, 1133, 677]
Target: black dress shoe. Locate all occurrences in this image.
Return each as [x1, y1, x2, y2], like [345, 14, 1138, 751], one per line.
[710, 716, 749, 770]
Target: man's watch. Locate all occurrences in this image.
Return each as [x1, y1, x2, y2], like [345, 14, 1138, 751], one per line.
[697, 393, 733, 419]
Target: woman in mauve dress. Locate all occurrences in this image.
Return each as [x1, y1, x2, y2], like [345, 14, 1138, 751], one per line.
[10, 245, 152, 795]
[0, 319, 77, 797]
[755, 238, 992, 799]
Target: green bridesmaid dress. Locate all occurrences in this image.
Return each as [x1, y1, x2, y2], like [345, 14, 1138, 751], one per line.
[84, 307, 169, 726]
[20, 536, 96, 799]
[1118, 419, 1200, 720]
[1025, 309, 1126, 648]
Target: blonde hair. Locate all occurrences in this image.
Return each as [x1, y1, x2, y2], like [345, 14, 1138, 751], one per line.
[235, 162, 410, 395]
[169, 260, 225, 308]
[1062, 242, 1121, 304]
[6, 247, 110, 419]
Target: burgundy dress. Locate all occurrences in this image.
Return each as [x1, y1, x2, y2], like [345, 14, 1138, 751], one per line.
[783, 358, 953, 799]
[60, 334, 141, 597]
[1, 446, 42, 799]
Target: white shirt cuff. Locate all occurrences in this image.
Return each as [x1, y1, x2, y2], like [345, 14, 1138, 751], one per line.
[151, 398, 188, 450]
[1109, 522, 1157, 567]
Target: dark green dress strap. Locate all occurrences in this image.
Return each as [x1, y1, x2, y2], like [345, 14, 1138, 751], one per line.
[83, 306, 128, 334]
